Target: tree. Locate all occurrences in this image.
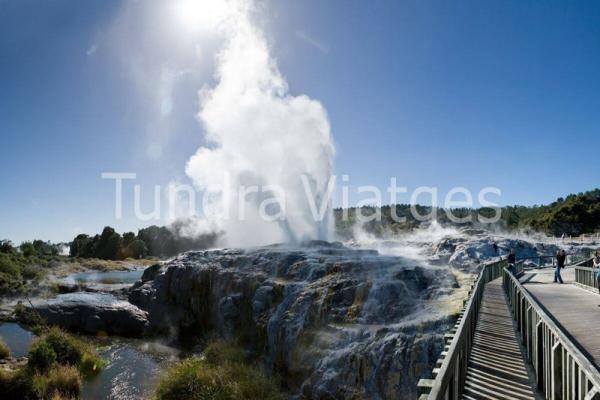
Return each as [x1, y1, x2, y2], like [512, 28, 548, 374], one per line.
[70, 234, 91, 258]
[122, 232, 136, 247]
[93, 227, 123, 260]
[0, 240, 15, 254]
[137, 225, 178, 257]
[123, 239, 148, 259]
[32, 240, 57, 256]
[20, 242, 36, 257]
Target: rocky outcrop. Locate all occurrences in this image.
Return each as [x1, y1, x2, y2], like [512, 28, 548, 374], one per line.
[129, 241, 460, 399]
[30, 293, 149, 337]
[431, 232, 596, 271]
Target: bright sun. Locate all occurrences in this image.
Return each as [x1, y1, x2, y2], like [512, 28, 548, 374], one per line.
[173, 0, 229, 33]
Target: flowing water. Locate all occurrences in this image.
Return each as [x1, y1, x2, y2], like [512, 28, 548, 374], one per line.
[83, 338, 179, 400]
[0, 321, 178, 399]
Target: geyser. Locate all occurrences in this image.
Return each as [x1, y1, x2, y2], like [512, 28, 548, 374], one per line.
[184, 0, 335, 247]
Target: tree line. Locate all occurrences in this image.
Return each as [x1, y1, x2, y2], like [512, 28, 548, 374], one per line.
[69, 225, 219, 260]
[334, 188, 600, 238]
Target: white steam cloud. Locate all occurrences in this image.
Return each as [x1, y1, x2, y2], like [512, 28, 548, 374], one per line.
[184, 0, 335, 246]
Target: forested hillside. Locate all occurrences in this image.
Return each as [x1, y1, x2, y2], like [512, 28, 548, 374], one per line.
[334, 189, 600, 238]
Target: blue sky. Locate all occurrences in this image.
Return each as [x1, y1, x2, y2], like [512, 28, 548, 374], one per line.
[1, 0, 599, 243]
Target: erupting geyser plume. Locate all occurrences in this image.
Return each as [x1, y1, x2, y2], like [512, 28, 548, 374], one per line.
[184, 0, 335, 247]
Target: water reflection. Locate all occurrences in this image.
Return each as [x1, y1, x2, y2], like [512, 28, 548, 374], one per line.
[0, 322, 34, 358]
[62, 270, 143, 285]
[83, 338, 179, 400]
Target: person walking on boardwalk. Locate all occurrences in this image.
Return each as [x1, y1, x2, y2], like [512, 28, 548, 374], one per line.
[554, 249, 566, 284]
[593, 250, 600, 294]
[507, 248, 516, 273]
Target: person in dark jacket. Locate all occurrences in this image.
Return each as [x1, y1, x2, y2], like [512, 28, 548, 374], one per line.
[507, 249, 516, 273]
[554, 249, 566, 284]
[593, 250, 600, 294]
[507, 249, 516, 264]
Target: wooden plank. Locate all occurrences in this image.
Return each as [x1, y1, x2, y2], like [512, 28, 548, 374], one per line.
[462, 278, 539, 400]
[522, 269, 600, 370]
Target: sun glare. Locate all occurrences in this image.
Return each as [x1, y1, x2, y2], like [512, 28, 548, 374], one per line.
[173, 0, 229, 33]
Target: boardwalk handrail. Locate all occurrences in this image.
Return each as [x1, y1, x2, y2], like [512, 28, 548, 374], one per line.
[418, 259, 507, 399]
[518, 255, 557, 267]
[503, 267, 600, 399]
[574, 257, 598, 290]
[517, 253, 590, 268]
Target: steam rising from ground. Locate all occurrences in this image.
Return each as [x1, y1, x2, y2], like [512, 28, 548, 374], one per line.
[351, 221, 463, 260]
[184, 0, 335, 246]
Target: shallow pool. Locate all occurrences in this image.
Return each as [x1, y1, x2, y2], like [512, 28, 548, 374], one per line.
[62, 269, 144, 285]
[0, 322, 34, 358]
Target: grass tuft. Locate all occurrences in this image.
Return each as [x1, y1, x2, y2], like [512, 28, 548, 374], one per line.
[0, 337, 10, 359]
[203, 340, 246, 366]
[34, 365, 82, 399]
[28, 340, 57, 372]
[154, 341, 284, 400]
[30, 327, 104, 377]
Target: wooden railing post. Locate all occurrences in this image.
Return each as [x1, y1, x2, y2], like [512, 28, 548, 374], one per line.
[552, 341, 563, 400]
[537, 321, 544, 391]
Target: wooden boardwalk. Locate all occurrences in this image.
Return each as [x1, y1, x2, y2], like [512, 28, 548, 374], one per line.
[522, 268, 600, 370]
[463, 278, 539, 400]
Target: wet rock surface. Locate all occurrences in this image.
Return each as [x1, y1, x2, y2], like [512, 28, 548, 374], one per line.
[0, 356, 28, 373]
[29, 293, 149, 337]
[432, 232, 595, 271]
[129, 241, 460, 399]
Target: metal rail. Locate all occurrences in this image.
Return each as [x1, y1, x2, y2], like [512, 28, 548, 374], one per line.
[518, 254, 590, 269]
[418, 257, 600, 399]
[574, 258, 598, 291]
[518, 255, 557, 267]
[417, 259, 507, 399]
[503, 267, 600, 399]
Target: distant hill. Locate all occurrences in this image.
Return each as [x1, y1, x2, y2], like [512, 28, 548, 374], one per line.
[334, 188, 600, 238]
[510, 189, 600, 236]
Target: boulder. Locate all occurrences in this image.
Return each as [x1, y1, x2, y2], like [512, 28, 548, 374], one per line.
[29, 293, 149, 337]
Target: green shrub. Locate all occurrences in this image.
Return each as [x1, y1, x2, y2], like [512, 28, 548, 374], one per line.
[79, 351, 104, 378]
[29, 341, 57, 372]
[154, 358, 230, 400]
[34, 365, 82, 399]
[0, 271, 22, 294]
[21, 264, 42, 280]
[14, 303, 46, 332]
[1, 329, 96, 400]
[154, 342, 284, 400]
[0, 337, 10, 359]
[203, 340, 246, 366]
[32, 327, 104, 377]
[0, 255, 21, 276]
[43, 328, 83, 366]
[0, 368, 37, 400]
[226, 363, 283, 400]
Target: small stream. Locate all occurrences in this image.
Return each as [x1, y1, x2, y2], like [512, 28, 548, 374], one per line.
[83, 338, 179, 399]
[0, 322, 178, 399]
